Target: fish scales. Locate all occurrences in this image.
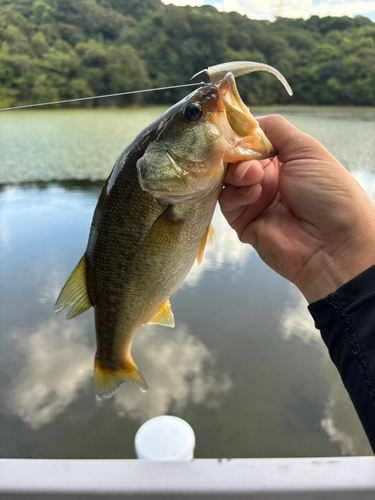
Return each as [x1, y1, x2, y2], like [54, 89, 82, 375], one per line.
[87, 150, 163, 364]
[88, 148, 218, 367]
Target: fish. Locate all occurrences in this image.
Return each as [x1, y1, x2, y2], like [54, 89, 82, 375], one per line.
[55, 64, 291, 400]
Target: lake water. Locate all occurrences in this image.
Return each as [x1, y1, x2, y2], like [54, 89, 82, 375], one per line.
[1, 105, 375, 459]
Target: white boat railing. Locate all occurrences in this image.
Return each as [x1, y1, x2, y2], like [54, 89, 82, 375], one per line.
[1, 456, 375, 499]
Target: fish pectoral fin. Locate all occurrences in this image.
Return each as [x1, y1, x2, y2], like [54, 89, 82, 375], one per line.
[54, 254, 93, 320]
[94, 356, 148, 400]
[148, 299, 175, 327]
[196, 224, 215, 265]
[207, 224, 215, 246]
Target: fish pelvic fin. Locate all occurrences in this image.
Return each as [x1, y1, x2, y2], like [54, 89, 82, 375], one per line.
[94, 356, 148, 401]
[148, 299, 175, 327]
[196, 224, 215, 265]
[54, 254, 93, 319]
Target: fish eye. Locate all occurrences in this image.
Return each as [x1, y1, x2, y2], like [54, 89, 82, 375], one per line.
[183, 103, 203, 122]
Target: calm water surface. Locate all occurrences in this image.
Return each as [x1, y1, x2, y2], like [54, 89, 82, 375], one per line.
[0, 105, 374, 459]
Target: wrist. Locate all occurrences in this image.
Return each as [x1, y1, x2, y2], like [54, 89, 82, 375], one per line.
[299, 248, 375, 304]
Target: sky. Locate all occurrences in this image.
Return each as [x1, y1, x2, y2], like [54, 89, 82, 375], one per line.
[161, 0, 375, 22]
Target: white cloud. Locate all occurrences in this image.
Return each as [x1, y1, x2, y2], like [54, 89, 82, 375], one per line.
[163, 0, 204, 5]
[310, 1, 375, 18]
[235, 0, 313, 19]
[162, 0, 375, 20]
[220, 0, 246, 14]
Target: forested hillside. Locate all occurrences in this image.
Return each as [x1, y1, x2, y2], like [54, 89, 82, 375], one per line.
[0, 0, 374, 107]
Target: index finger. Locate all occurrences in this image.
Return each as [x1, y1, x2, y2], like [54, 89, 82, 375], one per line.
[224, 159, 267, 187]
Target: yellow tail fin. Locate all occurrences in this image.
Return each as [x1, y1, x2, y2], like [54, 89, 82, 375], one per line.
[94, 356, 148, 401]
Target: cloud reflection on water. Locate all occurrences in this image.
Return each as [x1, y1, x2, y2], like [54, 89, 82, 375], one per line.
[0, 214, 12, 250]
[6, 317, 93, 430]
[321, 380, 372, 456]
[37, 260, 67, 305]
[278, 285, 321, 346]
[114, 323, 232, 422]
[278, 285, 373, 456]
[321, 394, 356, 456]
[352, 170, 375, 204]
[278, 286, 356, 453]
[182, 207, 252, 288]
[7, 318, 231, 430]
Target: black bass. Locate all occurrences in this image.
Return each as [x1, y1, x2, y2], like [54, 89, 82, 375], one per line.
[55, 68, 289, 400]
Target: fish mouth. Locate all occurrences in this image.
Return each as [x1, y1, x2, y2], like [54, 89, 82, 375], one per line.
[137, 72, 276, 205]
[212, 73, 276, 161]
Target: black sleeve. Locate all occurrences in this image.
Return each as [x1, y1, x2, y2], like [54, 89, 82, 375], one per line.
[308, 265, 375, 453]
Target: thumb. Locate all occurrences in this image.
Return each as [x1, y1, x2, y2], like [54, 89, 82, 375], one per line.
[256, 115, 336, 165]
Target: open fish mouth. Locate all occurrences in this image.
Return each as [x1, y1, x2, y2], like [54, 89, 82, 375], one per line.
[209, 72, 276, 161]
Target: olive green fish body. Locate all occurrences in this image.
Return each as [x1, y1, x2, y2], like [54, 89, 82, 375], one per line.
[86, 145, 219, 373]
[86, 149, 161, 367]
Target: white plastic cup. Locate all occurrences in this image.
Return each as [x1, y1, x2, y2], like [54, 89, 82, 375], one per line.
[135, 416, 195, 460]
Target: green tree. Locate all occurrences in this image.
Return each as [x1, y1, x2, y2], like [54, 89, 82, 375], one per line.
[32, 72, 59, 102]
[32, 0, 58, 24]
[0, 0, 374, 107]
[31, 31, 48, 56]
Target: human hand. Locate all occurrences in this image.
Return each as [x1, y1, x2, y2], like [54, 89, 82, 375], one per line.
[220, 115, 375, 303]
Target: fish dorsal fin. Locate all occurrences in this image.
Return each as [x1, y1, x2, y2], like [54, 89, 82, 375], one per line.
[196, 224, 215, 265]
[148, 299, 175, 327]
[54, 254, 93, 320]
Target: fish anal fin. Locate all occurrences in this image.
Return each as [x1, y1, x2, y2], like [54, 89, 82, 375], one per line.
[94, 356, 148, 400]
[148, 299, 175, 327]
[196, 224, 215, 265]
[54, 254, 92, 319]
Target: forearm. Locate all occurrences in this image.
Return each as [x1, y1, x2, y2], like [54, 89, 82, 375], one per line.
[308, 265, 375, 452]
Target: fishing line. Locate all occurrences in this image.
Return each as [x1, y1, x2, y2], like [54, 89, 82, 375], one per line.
[0, 82, 204, 111]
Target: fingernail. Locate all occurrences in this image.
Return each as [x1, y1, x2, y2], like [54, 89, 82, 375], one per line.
[235, 160, 254, 180]
[238, 185, 255, 197]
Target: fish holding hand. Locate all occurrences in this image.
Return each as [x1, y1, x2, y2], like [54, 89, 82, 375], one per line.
[55, 62, 292, 400]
